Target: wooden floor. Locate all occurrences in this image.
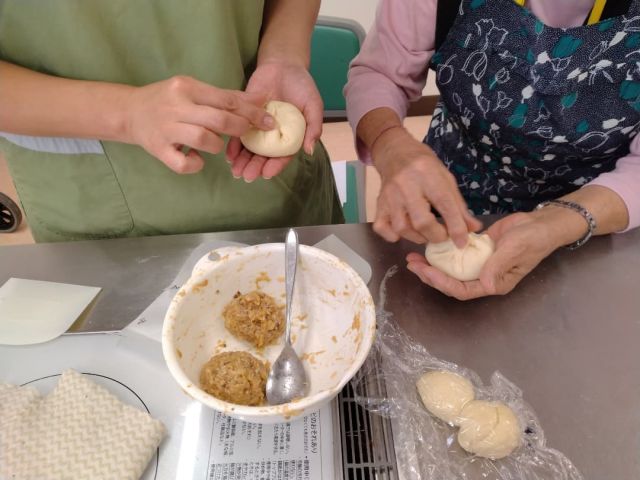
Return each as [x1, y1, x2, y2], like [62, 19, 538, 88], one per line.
[0, 116, 430, 245]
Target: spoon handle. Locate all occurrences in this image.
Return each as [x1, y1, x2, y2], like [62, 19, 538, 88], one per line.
[284, 228, 298, 345]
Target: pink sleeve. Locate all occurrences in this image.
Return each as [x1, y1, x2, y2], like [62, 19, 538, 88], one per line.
[344, 0, 437, 163]
[586, 135, 640, 232]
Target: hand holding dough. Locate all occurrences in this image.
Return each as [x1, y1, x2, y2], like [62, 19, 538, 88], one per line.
[416, 370, 475, 425]
[240, 100, 306, 157]
[457, 400, 521, 459]
[425, 233, 495, 281]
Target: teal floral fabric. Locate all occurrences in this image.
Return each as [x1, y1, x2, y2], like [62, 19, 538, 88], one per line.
[427, 0, 640, 214]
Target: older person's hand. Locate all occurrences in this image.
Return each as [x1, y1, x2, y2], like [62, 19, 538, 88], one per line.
[405, 212, 563, 299]
[226, 60, 323, 182]
[372, 127, 482, 248]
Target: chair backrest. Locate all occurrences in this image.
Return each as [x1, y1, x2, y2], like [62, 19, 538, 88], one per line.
[310, 16, 366, 119]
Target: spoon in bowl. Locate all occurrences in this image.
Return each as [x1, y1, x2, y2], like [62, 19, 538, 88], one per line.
[266, 228, 309, 405]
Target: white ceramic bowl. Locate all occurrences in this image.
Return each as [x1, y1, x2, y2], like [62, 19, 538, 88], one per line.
[162, 243, 376, 423]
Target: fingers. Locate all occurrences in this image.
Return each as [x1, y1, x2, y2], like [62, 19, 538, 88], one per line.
[262, 156, 293, 179]
[235, 90, 270, 107]
[170, 124, 224, 156]
[157, 146, 205, 174]
[404, 194, 448, 243]
[227, 147, 293, 181]
[177, 77, 273, 130]
[425, 181, 470, 248]
[230, 148, 252, 179]
[302, 98, 323, 155]
[477, 239, 524, 296]
[464, 209, 484, 232]
[406, 252, 428, 264]
[374, 191, 405, 242]
[225, 136, 242, 163]
[183, 106, 253, 138]
[406, 261, 488, 300]
[240, 155, 268, 183]
[391, 208, 430, 244]
[373, 209, 400, 242]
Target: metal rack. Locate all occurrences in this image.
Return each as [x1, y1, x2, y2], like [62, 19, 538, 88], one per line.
[338, 354, 398, 480]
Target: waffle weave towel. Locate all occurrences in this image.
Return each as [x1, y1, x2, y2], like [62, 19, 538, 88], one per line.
[0, 369, 166, 480]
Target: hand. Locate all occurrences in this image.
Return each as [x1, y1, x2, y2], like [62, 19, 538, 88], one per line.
[125, 76, 274, 174]
[406, 212, 565, 300]
[372, 128, 481, 247]
[226, 61, 323, 182]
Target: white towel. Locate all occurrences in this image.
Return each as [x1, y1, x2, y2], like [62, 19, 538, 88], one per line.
[0, 370, 166, 480]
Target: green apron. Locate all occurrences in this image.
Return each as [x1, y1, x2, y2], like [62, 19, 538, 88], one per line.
[0, 0, 343, 242]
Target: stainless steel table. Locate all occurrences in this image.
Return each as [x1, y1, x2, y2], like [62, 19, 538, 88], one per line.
[1, 222, 639, 479]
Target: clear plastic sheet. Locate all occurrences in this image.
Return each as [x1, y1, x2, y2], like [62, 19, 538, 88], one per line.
[351, 267, 584, 480]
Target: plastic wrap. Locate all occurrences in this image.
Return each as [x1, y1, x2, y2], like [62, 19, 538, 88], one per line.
[351, 267, 584, 480]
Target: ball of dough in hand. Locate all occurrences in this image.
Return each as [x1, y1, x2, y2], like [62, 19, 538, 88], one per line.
[240, 100, 306, 157]
[416, 370, 475, 425]
[425, 233, 495, 282]
[457, 400, 521, 459]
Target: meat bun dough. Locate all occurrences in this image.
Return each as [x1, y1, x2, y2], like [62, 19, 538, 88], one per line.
[240, 100, 306, 157]
[425, 233, 495, 281]
[416, 370, 475, 425]
[457, 400, 521, 459]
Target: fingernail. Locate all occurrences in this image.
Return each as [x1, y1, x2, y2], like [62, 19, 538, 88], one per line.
[454, 238, 467, 249]
[244, 177, 254, 184]
[264, 115, 275, 128]
[232, 173, 241, 179]
[262, 175, 272, 180]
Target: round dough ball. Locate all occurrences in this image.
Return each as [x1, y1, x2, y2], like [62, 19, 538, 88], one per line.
[199, 351, 269, 406]
[457, 400, 521, 460]
[240, 100, 306, 157]
[416, 370, 475, 425]
[425, 233, 495, 281]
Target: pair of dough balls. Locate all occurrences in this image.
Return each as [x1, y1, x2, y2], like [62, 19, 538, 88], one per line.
[425, 233, 495, 282]
[240, 101, 306, 158]
[416, 370, 520, 460]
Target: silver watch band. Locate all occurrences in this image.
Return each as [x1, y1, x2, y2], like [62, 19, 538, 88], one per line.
[535, 199, 597, 250]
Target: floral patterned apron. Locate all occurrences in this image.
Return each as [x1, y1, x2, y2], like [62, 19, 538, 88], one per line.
[426, 0, 640, 214]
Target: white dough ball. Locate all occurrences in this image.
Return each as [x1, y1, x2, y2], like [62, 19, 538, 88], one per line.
[416, 370, 475, 425]
[457, 400, 521, 460]
[425, 233, 495, 282]
[240, 100, 306, 157]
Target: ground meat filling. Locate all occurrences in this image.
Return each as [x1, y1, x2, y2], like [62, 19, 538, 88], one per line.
[199, 351, 269, 406]
[223, 290, 284, 348]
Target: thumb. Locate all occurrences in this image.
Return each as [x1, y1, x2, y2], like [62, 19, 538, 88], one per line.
[302, 98, 323, 155]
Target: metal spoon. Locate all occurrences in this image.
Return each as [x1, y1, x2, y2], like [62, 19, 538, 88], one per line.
[266, 228, 309, 405]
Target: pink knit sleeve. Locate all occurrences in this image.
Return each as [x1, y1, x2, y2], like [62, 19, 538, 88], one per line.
[587, 133, 640, 232]
[344, 0, 437, 163]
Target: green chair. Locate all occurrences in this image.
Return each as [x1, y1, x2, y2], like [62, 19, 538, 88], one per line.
[310, 16, 366, 119]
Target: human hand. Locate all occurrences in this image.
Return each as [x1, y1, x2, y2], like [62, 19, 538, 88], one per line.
[226, 61, 323, 182]
[406, 211, 566, 300]
[372, 128, 481, 247]
[125, 76, 274, 174]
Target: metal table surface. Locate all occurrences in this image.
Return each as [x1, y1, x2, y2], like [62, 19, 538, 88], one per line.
[1, 222, 639, 479]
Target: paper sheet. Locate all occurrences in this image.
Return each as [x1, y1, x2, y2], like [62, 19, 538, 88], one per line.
[0, 278, 101, 345]
[330, 161, 348, 206]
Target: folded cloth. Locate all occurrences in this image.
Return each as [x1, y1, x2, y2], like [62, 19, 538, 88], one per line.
[0, 369, 166, 480]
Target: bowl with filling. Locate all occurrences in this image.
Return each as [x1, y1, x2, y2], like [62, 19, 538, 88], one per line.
[162, 242, 376, 423]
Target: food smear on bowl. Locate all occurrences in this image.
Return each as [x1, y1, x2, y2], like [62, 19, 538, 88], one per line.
[199, 351, 269, 406]
[223, 290, 284, 349]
